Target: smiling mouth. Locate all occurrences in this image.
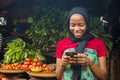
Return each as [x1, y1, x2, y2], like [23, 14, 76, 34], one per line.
[74, 32, 82, 37]
[74, 32, 82, 35]
[74, 34, 82, 36]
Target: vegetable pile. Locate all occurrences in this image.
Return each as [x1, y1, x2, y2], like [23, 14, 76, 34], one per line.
[3, 38, 45, 64]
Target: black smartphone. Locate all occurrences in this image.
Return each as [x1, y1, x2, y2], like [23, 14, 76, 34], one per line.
[65, 52, 77, 57]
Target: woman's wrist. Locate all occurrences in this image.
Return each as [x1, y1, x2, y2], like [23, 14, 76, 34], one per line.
[60, 63, 66, 73]
[60, 63, 65, 68]
[89, 60, 94, 66]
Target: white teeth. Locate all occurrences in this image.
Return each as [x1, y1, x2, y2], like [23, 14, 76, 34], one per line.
[74, 31, 82, 33]
[75, 32, 81, 34]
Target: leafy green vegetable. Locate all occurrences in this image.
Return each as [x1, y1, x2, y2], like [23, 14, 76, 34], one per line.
[3, 38, 45, 64]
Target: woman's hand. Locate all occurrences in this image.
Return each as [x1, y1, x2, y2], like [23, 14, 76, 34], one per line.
[61, 55, 70, 66]
[62, 54, 94, 66]
[62, 55, 77, 66]
[75, 54, 94, 66]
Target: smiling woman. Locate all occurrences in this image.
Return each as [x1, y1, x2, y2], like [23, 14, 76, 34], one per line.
[55, 7, 108, 80]
[69, 14, 87, 39]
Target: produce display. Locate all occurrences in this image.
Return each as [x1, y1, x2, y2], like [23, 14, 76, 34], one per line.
[3, 38, 45, 64]
[1, 63, 22, 70]
[0, 38, 56, 78]
[0, 58, 56, 74]
[22, 58, 55, 73]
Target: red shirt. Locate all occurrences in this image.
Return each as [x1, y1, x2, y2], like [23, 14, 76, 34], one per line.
[55, 37, 107, 58]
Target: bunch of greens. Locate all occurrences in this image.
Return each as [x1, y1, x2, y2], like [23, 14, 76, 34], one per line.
[3, 38, 45, 64]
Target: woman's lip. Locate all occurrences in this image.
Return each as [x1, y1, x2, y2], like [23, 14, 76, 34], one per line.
[74, 33, 82, 35]
[74, 34, 81, 36]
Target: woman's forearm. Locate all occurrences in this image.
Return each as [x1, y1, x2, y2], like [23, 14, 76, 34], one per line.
[56, 63, 65, 80]
[90, 63, 107, 80]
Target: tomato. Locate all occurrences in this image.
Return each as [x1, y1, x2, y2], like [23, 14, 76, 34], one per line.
[17, 64, 22, 69]
[31, 65, 36, 68]
[46, 69, 52, 72]
[12, 67, 16, 70]
[15, 67, 18, 70]
[22, 64, 30, 71]
[26, 58, 31, 62]
[5, 66, 10, 70]
[42, 64, 47, 68]
[33, 58, 39, 63]
[22, 64, 28, 69]
[11, 64, 14, 67]
[32, 62, 37, 66]
[2, 77, 9, 80]
[22, 64, 28, 68]
[44, 67, 49, 71]
[36, 66, 40, 68]
[29, 65, 33, 68]
[24, 61, 31, 65]
[36, 62, 41, 66]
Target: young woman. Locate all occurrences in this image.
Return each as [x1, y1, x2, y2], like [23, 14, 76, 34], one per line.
[55, 7, 107, 80]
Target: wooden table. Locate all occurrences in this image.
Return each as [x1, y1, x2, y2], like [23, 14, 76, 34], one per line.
[0, 68, 29, 80]
[26, 71, 57, 80]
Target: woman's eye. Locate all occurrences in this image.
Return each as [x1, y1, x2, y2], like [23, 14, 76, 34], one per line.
[70, 23, 85, 27]
[70, 24, 75, 27]
[79, 23, 84, 27]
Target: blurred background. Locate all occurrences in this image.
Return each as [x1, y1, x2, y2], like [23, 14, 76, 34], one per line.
[0, 0, 120, 80]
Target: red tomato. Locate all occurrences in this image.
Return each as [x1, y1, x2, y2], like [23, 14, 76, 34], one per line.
[32, 62, 37, 66]
[42, 64, 47, 68]
[29, 65, 33, 68]
[26, 58, 31, 62]
[31, 65, 36, 68]
[17, 64, 22, 69]
[33, 58, 39, 63]
[2, 77, 9, 80]
[46, 69, 52, 72]
[36, 66, 40, 68]
[12, 67, 16, 70]
[22, 64, 29, 70]
[15, 67, 18, 70]
[36, 62, 41, 66]
[24, 61, 31, 65]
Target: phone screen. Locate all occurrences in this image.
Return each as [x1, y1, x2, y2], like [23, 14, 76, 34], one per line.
[65, 52, 76, 57]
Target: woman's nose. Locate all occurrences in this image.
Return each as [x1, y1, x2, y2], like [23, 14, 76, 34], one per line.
[74, 25, 80, 30]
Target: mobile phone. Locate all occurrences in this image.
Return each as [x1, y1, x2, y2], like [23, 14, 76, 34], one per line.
[65, 52, 77, 57]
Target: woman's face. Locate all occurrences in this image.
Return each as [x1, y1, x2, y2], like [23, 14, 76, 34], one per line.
[69, 14, 87, 38]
